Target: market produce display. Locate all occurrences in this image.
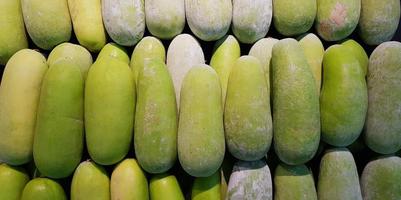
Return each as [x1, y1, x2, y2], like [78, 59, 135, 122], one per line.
[0, 0, 400, 199]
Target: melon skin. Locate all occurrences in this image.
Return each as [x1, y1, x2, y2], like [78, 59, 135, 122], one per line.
[365, 41, 401, 154]
[361, 156, 401, 200]
[21, 0, 71, 50]
[150, 174, 185, 200]
[21, 178, 67, 200]
[0, 0, 28, 65]
[358, 0, 401, 45]
[0, 164, 29, 200]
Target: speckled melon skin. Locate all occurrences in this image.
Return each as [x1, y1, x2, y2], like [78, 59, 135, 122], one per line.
[273, 0, 316, 36]
[317, 148, 362, 200]
[361, 156, 401, 200]
[145, 0, 185, 40]
[274, 164, 317, 200]
[358, 0, 400, 45]
[224, 56, 272, 161]
[185, 0, 232, 41]
[226, 160, 272, 200]
[232, 0, 272, 44]
[178, 65, 225, 177]
[342, 39, 368, 76]
[272, 39, 320, 165]
[102, 0, 145, 46]
[316, 0, 361, 41]
[21, 0, 71, 50]
[365, 42, 401, 154]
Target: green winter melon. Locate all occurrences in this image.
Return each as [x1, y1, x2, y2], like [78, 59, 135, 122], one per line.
[97, 43, 130, 64]
[191, 171, 221, 200]
[21, 178, 66, 200]
[0, 164, 29, 200]
[272, 38, 320, 165]
[0, 50, 47, 165]
[178, 65, 225, 177]
[342, 39, 368, 76]
[150, 174, 185, 200]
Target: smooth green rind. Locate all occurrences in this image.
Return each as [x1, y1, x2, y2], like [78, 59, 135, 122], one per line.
[274, 164, 317, 200]
[358, 0, 401, 45]
[232, 0, 272, 44]
[316, 0, 361, 41]
[320, 45, 367, 147]
[102, 0, 145, 46]
[97, 43, 130, 64]
[0, 50, 47, 165]
[0, 0, 28, 65]
[0, 164, 29, 200]
[166, 34, 205, 106]
[224, 56, 272, 161]
[191, 171, 221, 200]
[273, 0, 316, 36]
[226, 160, 272, 200]
[71, 161, 110, 200]
[210, 35, 241, 106]
[135, 59, 177, 174]
[185, 0, 232, 41]
[249, 37, 279, 92]
[85, 58, 135, 165]
[145, 0, 185, 39]
[272, 39, 320, 165]
[111, 159, 149, 200]
[21, 0, 71, 50]
[33, 60, 84, 178]
[342, 39, 368, 75]
[47, 43, 93, 80]
[131, 36, 166, 83]
[317, 148, 362, 200]
[21, 178, 66, 200]
[361, 156, 401, 200]
[150, 174, 185, 200]
[68, 0, 106, 52]
[365, 42, 401, 154]
[178, 65, 225, 177]
[298, 33, 324, 93]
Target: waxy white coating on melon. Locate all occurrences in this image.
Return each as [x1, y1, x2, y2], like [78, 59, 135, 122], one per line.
[226, 160, 272, 200]
[185, 0, 232, 41]
[145, 0, 185, 39]
[232, 0, 273, 44]
[166, 34, 205, 106]
[102, 0, 145, 46]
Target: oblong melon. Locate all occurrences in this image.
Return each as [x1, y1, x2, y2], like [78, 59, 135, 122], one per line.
[191, 171, 221, 200]
[135, 59, 177, 174]
[232, 0, 273, 44]
[145, 0, 185, 39]
[21, 0, 71, 50]
[97, 43, 129, 64]
[33, 60, 84, 179]
[102, 0, 145, 46]
[71, 161, 110, 200]
[342, 39, 368, 76]
[185, 0, 232, 41]
[0, 49, 47, 165]
[178, 65, 225, 177]
[68, 0, 106, 52]
[21, 178, 66, 200]
[150, 174, 184, 200]
[226, 160, 273, 200]
[316, 0, 361, 41]
[224, 56, 272, 161]
[0, 0, 28, 65]
[272, 39, 320, 165]
[320, 44, 367, 147]
[131, 36, 166, 83]
[210, 35, 241, 106]
[365, 41, 401, 154]
[273, 0, 316, 36]
[47, 43, 93, 80]
[0, 164, 29, 200]
[166, 34, 205, 105]
[111, 159, 148, 200]
[358, 0, 401, 45]
[85, 58, 135, 165]
[274, 163, 317, 200]
[317, 148, 362, 200]
[361, 156, 401, 200]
